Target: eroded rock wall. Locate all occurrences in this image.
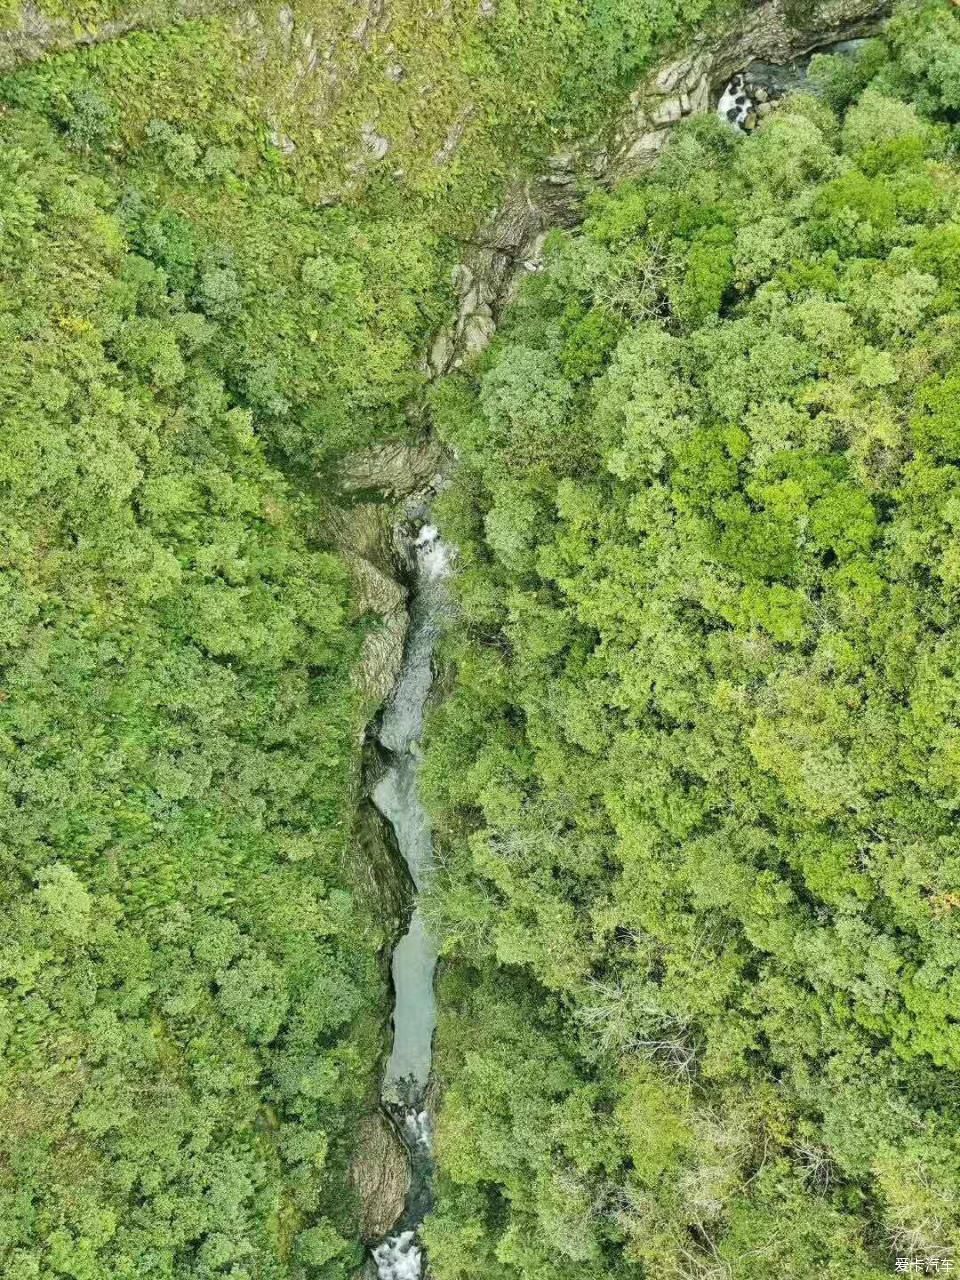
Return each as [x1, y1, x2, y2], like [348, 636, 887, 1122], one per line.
[348, 1104, 412, 1243]
[432, 0, 890, 375]
[0, 0, 238, 70]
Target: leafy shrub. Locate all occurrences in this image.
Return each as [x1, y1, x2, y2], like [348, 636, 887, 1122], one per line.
[424, 11, 960, 1275]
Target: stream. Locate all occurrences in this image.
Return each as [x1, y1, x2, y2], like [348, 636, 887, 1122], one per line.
[363, 30, 876, 1280]
[719, 37, 872, 129]
[371, 522, 452, 1280]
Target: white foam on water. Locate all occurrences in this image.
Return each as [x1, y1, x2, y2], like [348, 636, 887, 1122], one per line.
[718, 74, 752, 130]
[370, 1110, 431, 1277]
[403, 1108, 431, 1151]
[416, 523, 453, 581]
[374, 1230, 422, 1280]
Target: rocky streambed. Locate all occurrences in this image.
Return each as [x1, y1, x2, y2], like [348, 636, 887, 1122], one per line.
[369, 522, 451, 1280]
[329, 462, 452, 1280]
[337, 6, 890, 1277]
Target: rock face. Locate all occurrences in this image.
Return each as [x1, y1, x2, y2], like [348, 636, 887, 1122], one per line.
[337, 440, 446, 501]
[348, 1110, 411, 1243]
[327, 443, 451, 713]
[610, 0, 887, 172]
[430, 0, 890, 375]
[319, 499, 411, 715]
[350, 564, 409, 714]
[0, 0, 230, 70]
[354, 800, 411, 940]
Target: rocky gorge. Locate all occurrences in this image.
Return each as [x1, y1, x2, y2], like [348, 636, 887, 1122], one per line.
[430, 0, 890, 380]
[0, 1, 897, 1273]
[328, 3, 896, 1275]
[3, 0, 957, 1269]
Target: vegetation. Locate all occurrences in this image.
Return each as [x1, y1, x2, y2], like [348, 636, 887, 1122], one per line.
[423, 7, 960, 1277]
[0, 0, 742, 1276]
[0, 97, 389, 1280]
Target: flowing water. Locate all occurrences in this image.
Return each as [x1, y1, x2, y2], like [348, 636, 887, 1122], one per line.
[371, 523, 452, 1280]
[719, 37, 873, 130]
[366, 41, 875, 1279]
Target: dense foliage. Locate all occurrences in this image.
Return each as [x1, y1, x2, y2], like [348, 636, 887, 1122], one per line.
[0, 19, 451, 468]
[0, 103, 395, 1279]
[0, 15, 442, 1280]
[0, 1, 740, 1276]
[424, 8, 960, 1276]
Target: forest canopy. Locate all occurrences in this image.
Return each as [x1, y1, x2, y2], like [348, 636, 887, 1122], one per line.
[422, 6, 960, 1277]
[0, 96, 393, 1280]
[0, 1, 740, 1277]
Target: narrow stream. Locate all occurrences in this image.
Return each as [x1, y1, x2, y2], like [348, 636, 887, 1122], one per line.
[363, 36, 876, 1280]
[718, 37, 872, 129]
[371, 522, 452, 1280]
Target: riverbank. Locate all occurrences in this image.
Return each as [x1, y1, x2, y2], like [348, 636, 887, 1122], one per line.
[347, 6, 891, 1276]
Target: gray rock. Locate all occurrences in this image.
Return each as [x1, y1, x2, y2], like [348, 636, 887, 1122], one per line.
[429, 329, 456, 376]
[277, 3, 294, 42]
[435, 108, 473, 166]
[654, 57, 694, 93]
[318, 501, 409, 713]
[459, 284, 481, 316]
[337, 440, 446, 499]
[460, 311, 496, 358]
[354, 611, 409, 713]
[321, 500, 399, 569]
[626, 129, 669, 162]
[360, 122, 390, 160]
[352, 800, 412, 931]
[687, 76, 712, 113]
[352, 0, 389, 49]
[347, 555, 405, 623]
[268, 126, 296, 155]
[348, 1110, 411, 1243]
[651, 96, 684, 125]
[451, 262, 474, 293]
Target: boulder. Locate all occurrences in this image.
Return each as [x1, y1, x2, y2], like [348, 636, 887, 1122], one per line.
[460, 311, 496, 359]
[361, 122, 390, 160]
[337, 441, 446, 500]
[348, 1110, 411, 1243]
[354, 611, 408, 713]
